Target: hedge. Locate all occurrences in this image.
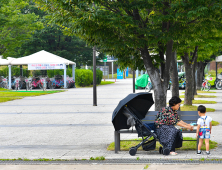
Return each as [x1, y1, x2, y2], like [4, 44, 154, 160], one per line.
[75, 69, 93, 87]
[48, 68, 103, 86]
[0, 66, 30, 77]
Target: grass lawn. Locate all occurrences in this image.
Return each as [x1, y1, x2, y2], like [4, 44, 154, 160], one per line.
[100, 81, 115, 85]
[180, 95, 216, 98]
[107, 137, 217, 151]
[75, 81, 115, 88]
[182, 91, 216, 94]
[0, 89, 65, 103]
[181, 100, 217, 104]
[180, 105, 215, 112]
[212, 120, 220, 126]
[109, 73, 135, 79]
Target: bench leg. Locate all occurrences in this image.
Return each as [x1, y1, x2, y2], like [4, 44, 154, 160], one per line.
[114, 131, 120, 153]
[196, 136, 199, 153]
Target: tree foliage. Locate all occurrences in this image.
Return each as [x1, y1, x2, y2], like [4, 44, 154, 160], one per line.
[0, 0, 43, 56]
[34, 0, 222, 109]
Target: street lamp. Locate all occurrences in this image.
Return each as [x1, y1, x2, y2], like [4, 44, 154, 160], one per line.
[93, 46, 97, 106]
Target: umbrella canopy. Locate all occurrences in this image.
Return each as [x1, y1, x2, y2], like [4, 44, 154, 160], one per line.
[112, 92, 154, 131]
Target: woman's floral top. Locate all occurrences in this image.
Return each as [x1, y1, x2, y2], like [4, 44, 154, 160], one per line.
[154, 106, 180, 125]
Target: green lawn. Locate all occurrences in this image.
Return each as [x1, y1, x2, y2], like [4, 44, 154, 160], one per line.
[182, 91, 216, 94]
[0, 89, 65, 103]
[180, 105, 215, 112]
[212, 120, 220, 126]
[181, 100, 217, 104]
[107, 137, 217, 151]
[108, 73, 135, 79]
[100, 81, 115, 85]
[180, 95, 216, 98]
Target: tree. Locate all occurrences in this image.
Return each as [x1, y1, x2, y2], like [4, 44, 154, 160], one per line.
[0, 0, 43, 57]
[35, 0, 222, 110]
[9, 3, 105, 68]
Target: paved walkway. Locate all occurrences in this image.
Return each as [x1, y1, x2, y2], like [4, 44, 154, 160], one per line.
[0, 78, 222, 160]
[1, 164, 222, 170]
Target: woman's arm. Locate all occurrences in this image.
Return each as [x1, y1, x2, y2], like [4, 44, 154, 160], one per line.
[177, 120, 194, 131]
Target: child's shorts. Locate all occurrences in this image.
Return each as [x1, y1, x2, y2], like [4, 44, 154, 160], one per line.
[199, 128, 210, 139]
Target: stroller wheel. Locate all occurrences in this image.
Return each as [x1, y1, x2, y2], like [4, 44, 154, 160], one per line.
[159, 147, 163, 154]
[163, 148, 170, 155]
[129, 147, 137, 156]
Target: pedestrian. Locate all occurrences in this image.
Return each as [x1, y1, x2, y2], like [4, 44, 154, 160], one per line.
[196, 105, 212, 155]
[155, 96, 193, 155]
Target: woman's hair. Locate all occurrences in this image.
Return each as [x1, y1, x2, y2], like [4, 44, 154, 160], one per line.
[169, 96, 182, 107]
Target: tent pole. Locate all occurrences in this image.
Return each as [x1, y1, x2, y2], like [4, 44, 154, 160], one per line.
[112, 61, 113, 79]
[216, 61, 218, 78]
[72, 64, 75, 82]
[64, 64, 67, 88]
[20, 65, 23, 76]
[8, 65, 11, 89]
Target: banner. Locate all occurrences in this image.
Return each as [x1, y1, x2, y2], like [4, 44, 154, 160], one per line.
[28, 63, 65, 70]
[117, 68, 123, 79]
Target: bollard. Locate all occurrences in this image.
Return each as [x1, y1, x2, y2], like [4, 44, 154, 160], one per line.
[115, 78, 116, 82]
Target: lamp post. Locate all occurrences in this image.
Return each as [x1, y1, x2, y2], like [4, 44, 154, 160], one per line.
[93, 46, 97, 106]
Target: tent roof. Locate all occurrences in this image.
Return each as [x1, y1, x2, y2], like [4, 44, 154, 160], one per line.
[0, 57, 16, 65]
[9, 50, 75, 65]
[216, 55, 222, 62]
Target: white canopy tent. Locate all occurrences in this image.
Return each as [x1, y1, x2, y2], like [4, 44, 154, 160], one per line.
[0, 50, 76, 89]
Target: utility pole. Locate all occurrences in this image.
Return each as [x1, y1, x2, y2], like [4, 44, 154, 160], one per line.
[133, 70, 135, 93]
[93, 46, 97, 106]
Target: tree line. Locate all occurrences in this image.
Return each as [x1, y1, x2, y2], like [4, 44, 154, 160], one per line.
[1, 0, 222, 110]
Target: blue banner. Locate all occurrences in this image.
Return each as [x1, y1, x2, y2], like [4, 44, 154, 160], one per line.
[126, 67, 129, 77]
[117, 68, 123, 79]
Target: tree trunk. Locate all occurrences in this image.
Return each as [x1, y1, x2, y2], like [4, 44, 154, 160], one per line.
[192, 61, 197, 98]
[141, 42, 173, 111]
[196, 62, 205, 90]
[181, 46, 198, 105]
[183, 54, 193, 105]
[170, 51, 179, 98]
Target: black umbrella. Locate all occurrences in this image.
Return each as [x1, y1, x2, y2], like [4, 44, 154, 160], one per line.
[112, 92, 154, 131]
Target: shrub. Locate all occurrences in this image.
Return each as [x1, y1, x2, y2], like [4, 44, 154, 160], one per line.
[47, 68, 73, 78]
[96, 69, 103, 85]
[75, 69, 93, 87]
[0, 66, 30, 77]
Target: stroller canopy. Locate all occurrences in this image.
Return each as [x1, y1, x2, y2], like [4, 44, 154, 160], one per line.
[112, 92, 154, 131]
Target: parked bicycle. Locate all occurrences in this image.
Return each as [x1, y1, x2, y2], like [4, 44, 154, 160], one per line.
[39, 77, 47, 91]
[25, 77, 32, 91]
[216, 74, 222, 90]
[201, 78, 211, 91]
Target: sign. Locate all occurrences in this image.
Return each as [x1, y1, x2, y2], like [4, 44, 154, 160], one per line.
[28, 63, 65, 70]
[117, 68, 123, 79]
[103, 57, 107, 62]
[126, 67, 129, 77]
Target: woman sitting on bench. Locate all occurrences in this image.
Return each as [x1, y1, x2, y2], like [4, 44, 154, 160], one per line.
[155, 96, 194, 155]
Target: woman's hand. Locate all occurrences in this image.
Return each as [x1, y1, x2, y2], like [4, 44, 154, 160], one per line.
[189, 125, 194, 131]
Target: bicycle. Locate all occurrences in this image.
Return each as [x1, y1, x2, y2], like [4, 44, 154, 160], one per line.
[216, 74, 222, 90]
[25, 77, 32, 91]
[39, 77, 47, 91]
[145, 81, 152, 92]
[201, 79, 211, 91]
[15, 78, 20, 91]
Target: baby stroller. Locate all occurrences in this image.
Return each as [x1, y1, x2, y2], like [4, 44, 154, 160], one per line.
[112, 93, 170, 156]
[123, 106, 157, 156]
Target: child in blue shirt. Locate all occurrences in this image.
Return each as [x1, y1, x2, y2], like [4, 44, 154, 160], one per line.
[196, 105, 212, 155]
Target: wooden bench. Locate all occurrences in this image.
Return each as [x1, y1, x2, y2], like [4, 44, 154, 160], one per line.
[114, 111, 199, 153]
